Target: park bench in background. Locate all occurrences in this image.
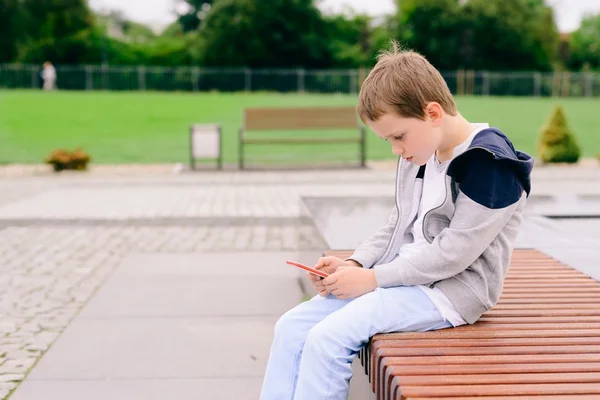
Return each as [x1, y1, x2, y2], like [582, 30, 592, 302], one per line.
[238, 106, 366, 169]
[323, 248, 600, 400]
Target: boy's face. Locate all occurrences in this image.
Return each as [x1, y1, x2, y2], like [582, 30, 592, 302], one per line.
[366, 107, 442, 166]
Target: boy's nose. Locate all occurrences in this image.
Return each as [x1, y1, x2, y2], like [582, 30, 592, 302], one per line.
[392, 145, 404, 156]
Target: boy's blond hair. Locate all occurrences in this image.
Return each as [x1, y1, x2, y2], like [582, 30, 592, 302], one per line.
[358, 41, 457, 122]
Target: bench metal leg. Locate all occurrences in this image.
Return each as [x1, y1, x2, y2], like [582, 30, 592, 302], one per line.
[189, 125, 195, 170]
[238, 128, 244, 170]
[360, 126, 366, 168]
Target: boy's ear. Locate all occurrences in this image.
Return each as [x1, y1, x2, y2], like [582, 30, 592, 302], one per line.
[425, 102, 443, 126]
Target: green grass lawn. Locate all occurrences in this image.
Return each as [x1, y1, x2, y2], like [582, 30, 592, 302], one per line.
[1, 90, 598, 164]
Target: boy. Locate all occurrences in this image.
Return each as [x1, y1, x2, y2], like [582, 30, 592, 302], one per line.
[260, 42, 533, 400]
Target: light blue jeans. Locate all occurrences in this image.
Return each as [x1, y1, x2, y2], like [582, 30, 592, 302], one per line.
[259, 285, 453, 400]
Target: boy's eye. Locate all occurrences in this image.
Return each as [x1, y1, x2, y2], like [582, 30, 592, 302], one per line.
[385, 135, 404, 142]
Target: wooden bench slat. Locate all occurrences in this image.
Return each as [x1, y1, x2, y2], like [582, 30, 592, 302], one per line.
[242, 137, 362, 144]
[374, 328, 600, 340]
[407, 396, 600, 400]
[498, 297, 600, 303]
[499, 293, 600, 299]
[394, 382, 600, 399]
[504, 274, 593, 279]
[493, 303, 600, 310]
[412, 322, 600, 330]
[508, 264, 570, 268]
[503, 279, 597, 284]
[389, 362, 600, 376]
[506, 268, 586, 273]
[397, 372, 600, 386]
[508, 267, 570, 270]
[493, 288, 600, 293]
[372, 337, 600, 348]
[478, 316, 600, 323]
[507, 270, 584, 274]
[383, 353, 600, 366]
[244, 107, 358, 130]
[483, 309, 600, 317]
[501, 283, 598, 289]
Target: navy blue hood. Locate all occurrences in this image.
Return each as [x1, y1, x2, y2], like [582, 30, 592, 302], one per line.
[449, 128, 533, 199]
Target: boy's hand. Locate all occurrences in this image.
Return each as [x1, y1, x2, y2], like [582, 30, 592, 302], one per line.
[308, 256, 362, 296]
[322, 266, 378, 299]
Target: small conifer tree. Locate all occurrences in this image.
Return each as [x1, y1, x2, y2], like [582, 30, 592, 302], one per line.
[537, 104, 581, 164]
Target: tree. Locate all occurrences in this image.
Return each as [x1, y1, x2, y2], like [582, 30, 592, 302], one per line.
[0, 0, 27, 62]
[96, 10, 157, 44]
[19, 0, 101, 64]
[176, 0, 214, 32]
[395, 0, 464, 70]
[568, 13, 600, 70]
[395, 0, 559, 71]
[537, 104, 580, 164]
[462, 0, 558, 71]
[324, 13, 373, 67]
[200, 0, 332, 68]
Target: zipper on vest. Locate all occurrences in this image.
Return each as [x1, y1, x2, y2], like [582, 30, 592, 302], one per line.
[378, 157, 403, 263]
[421, 146, 496, 243]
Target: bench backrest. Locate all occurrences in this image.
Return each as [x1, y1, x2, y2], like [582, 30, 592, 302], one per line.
[244, 107, 358, 131]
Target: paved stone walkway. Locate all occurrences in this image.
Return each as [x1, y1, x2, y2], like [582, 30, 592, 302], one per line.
[0, 166, 598, 399]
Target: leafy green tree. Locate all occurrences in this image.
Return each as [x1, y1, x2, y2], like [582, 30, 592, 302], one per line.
[19, 0, 101, 64]
[395, 0, 463, 70]
[394, 0, 559, 71]
[200, 0, 332, 68]
[568, 13, 600, 70]
[176, 0, 214, 32]
[96, 11, 157, 44]
[462, 0, 558, 71]
[324, 13, 373, 67]
[0, 0, 27, 62]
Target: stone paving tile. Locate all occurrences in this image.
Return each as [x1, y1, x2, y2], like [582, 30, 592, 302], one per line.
[0, 223, 325, 399]
[0, 181, 57, 208]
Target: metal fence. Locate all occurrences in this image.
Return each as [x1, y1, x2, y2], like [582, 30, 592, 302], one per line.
[2, 64, 600, 97]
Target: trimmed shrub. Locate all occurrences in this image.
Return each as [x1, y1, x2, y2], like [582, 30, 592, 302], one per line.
[537, 104, 581, 164]
[45, 147, 92, 172]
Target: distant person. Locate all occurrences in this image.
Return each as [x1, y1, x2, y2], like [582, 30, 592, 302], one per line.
[259, 40, 533, 400]
[41, 62, 56, 91]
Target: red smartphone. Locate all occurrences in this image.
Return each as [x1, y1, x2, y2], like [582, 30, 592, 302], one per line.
[286, 260, 329, 279]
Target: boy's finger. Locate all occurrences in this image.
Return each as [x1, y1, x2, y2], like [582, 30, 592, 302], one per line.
[322, 274, 337, 286]
[314, 257, 325, 269]
[316, 256, 336, 269]
[307, 272, 320, 281]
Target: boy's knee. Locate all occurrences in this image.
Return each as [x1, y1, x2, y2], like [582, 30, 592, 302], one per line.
[274, 308, 301, 337]
[304, 322, 338, 354]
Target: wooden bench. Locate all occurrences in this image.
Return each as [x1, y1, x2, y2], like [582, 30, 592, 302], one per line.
[323, 248, 600, 399]
[238, 106, 365, 169]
